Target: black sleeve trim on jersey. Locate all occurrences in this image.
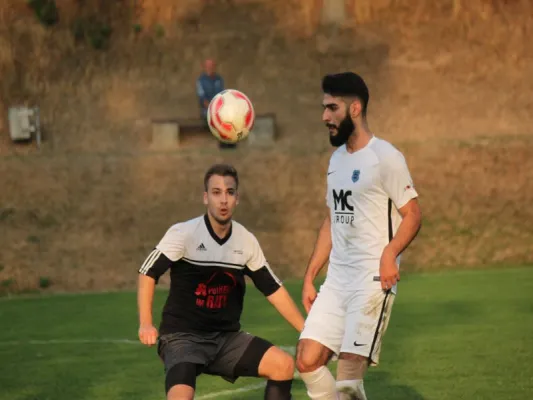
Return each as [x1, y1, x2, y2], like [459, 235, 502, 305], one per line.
[388, 198, 393, 242]
[138, 249, 172, 283]
[245, 266, 281, 297]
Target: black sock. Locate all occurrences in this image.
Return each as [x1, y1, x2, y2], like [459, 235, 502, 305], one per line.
[264, 379, 293, 400]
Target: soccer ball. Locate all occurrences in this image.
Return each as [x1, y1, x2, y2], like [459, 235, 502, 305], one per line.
[207, 89, 255, 144]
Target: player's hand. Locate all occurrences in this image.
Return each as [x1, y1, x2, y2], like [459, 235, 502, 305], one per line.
[302, 281, 317, 314]
[379, 247, 400, 291]
[138, 324, 158, 347]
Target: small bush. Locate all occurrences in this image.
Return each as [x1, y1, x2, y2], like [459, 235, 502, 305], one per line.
[154, 24, 165, 38]
[39, 277, 51, 289]
[71, 17, 112, 50]
[27, 235, 40, 244]
[0, 279, 15, 296]
[27, 0, 59, 27]
[133, 23, 143, 35]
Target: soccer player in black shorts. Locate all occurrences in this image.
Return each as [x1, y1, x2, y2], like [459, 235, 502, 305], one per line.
[137, 163, 305, 399]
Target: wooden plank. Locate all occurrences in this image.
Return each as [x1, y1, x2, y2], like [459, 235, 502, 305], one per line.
[150, 113, 277, 148]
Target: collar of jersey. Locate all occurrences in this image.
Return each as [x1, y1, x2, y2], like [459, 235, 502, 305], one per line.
[342, 135, 377, 154]
[204, 214, 232, 245]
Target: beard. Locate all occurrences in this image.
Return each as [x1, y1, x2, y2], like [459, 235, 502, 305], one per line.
[327, 111, 354, 147]
[213, 211, 232, 226]
[214, 215, 231, 225]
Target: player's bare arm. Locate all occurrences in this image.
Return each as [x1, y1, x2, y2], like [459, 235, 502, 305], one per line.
[302, 213, 332, 313]
[266, 286, 305, 332]
[137, 274, 158, 346]
[380, 198, 422, 290]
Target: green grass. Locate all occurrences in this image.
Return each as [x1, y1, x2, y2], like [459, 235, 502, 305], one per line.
[0, 267, 532, 399]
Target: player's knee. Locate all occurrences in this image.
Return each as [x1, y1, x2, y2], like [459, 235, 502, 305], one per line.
[296, 348, 324, 373]
[296, 339, 331, 373]
[262, 348, 295, 381]
[165, 362, 199, 397]
[167, 385, 194, 400]
[275, 351, 295, 380]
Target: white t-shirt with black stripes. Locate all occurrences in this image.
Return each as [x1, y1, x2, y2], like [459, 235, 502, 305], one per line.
[325, 136, 418, 290]
[139, 214, 282, 334]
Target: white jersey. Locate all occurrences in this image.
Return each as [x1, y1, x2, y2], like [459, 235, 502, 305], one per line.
[325, 136, 418, 289]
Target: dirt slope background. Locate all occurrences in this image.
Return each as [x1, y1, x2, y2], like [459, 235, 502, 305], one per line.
[1, 0, 532, 293]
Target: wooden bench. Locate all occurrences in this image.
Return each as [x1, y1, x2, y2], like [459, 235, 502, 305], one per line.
[150, 113, 277, 150]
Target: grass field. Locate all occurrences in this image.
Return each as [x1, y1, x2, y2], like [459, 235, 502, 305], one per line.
[0, 267, 532, 400]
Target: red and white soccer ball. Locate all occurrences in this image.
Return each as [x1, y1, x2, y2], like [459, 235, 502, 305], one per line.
[207, 89, 255, 144]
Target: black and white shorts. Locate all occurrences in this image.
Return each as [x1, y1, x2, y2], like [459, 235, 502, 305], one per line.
[157, 330, 273, 383]
[300, 284, 395, 366]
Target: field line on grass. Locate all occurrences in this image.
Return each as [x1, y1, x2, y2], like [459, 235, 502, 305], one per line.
[0, 339, 296, 354]
[0, 338, 140, 346]
[0, 339, 298, 399]
[196, 383, 267, 399]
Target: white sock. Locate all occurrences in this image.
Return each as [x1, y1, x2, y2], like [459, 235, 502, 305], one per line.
[337, 379, 367, 400]
[299, 366, 339, 400]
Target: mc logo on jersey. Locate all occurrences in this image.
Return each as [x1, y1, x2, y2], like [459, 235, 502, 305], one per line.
[333, 189, 353, 211]
[332, 189, 355, 225]
[352, 169, 360, 183]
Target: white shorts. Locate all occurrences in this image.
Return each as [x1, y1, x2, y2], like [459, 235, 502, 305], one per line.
[299, 284, 395, 366]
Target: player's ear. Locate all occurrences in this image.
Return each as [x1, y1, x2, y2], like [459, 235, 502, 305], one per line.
[235, 191, 239, 205]
[349, 99, 362, 119]
[203, 191, 208, 205]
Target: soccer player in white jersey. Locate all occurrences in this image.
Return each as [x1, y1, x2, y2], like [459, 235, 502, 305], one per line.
[295, 72, 422, 400]
[137, 163, 305, 400]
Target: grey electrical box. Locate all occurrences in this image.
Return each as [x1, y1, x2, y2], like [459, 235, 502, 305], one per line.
[8, 106, 41, 148]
